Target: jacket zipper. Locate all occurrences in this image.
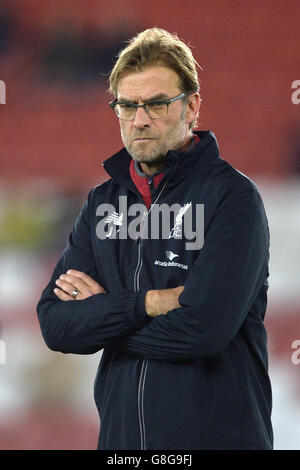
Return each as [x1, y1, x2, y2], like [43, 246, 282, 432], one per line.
[134, 165, 178, 450]
[147, 176, 156, 200]
[138, 356, 148, 450]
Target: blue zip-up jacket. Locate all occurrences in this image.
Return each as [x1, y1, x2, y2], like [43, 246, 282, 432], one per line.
[36, 130, 273, 450]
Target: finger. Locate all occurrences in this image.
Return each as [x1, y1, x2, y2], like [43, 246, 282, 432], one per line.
[54, 287, 73, 301]
[55, 276, 89, 298]
[66, 270, 104, 291]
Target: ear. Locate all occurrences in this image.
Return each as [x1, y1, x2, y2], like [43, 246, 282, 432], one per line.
[185, 93, 201, 126]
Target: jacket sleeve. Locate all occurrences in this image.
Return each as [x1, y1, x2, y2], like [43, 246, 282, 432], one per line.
[115, 186, 270, 361]
[36, 190, 150, 355]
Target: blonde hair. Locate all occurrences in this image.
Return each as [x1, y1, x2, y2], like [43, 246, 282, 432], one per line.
[109, 28, 202, 128]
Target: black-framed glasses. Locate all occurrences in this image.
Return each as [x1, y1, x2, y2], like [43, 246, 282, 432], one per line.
[109, 93, 186, 121]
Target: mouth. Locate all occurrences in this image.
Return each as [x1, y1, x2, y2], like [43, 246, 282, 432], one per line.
[134, 138, 155, 142]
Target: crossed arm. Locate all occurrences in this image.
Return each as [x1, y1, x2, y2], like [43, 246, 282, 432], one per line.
[53, 269, 184, 318]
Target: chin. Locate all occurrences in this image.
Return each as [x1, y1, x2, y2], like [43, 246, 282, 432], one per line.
[126, 141, 166, 164]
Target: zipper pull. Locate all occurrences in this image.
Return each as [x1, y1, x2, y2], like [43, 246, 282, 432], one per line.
[147, 176, 156, 199]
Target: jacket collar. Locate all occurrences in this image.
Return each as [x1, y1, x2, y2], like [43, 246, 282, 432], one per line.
[102, 130, 220, 191]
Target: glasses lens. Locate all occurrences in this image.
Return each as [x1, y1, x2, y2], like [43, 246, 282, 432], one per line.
[146, 102, 168, 119]
[115, 104, 136, 120]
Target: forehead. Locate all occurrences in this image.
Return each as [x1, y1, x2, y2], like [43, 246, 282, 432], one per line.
[117, 66, 181, 101]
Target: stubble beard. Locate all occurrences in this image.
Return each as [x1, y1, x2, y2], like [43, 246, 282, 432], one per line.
[121, 112, 187, 166]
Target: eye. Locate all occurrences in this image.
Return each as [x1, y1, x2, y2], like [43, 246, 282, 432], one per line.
[146, 101, 165, 109]
[119, 103, 135, 110]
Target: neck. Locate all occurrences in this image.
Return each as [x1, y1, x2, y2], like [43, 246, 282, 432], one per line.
[139, 160, 165, 176]
[140, 132, 194, 176]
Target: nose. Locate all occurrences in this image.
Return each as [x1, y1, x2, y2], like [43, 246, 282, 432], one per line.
[133, 106, 151, 129]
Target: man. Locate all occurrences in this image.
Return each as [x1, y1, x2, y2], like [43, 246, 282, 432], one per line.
[36, 28, 273, 450]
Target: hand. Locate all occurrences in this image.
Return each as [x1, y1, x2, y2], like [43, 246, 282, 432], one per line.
[145, 286, 184, 317]
[54, 269, 106, 301]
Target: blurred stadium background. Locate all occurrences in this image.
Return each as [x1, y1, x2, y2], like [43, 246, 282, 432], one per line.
[0, 0, 299, 450]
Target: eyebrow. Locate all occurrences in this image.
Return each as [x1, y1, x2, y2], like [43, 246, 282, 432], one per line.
[117, 93, 170, 104]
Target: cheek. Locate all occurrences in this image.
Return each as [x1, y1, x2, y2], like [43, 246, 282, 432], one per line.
[163, 117, 182, 135]
[155, 120, 172, 136]
[120, 122, 131, 137]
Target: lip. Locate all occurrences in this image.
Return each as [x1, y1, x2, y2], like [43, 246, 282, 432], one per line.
[134, 138, 155, 142]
